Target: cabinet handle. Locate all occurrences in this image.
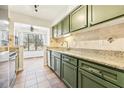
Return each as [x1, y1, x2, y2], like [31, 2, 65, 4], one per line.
[63, 57, 70, 62]
[82, 66, 103, 76]
[89, 68, 103, 76]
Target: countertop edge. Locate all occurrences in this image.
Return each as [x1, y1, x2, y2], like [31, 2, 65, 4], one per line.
[48, 48, 124, 71]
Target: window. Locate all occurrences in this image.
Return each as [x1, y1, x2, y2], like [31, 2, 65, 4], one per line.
[23, 34, 29, 51]
[28, 34, 35, 51]
[35, 35, 43, 50]
[23, 33, 44, 51]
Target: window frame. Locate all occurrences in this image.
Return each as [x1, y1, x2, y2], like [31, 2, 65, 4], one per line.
[23, 33, 44, 51]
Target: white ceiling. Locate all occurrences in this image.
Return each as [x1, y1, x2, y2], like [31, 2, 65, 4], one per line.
[9, 5, 69, 23]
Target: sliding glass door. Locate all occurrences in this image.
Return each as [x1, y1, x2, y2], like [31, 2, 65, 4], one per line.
[23, 33, 44, 51]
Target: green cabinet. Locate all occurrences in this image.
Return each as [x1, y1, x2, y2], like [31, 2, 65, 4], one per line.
[70, 5, 88, 32]
[52, 5, 124, 38]
[52, 25, 58, 38]
[78, 60, 123, 88]
[49, 50, 124, 88]
[51, 55, 55, 70]
[47, 50, 51, 67]
[57, 22, 62, 36]
[62, 16, 70, 35]
[62, 61, 77, 88]
[90, 5, 124, 25]
[61, 55, 78, 88]
[51, 51, 61, 77]
[78, 69, 118, 88]
[52, 22, 62, 38]
[54, 57, 61, 77]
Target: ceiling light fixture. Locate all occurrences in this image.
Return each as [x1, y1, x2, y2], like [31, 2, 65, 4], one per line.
[34, 5, 39, 12]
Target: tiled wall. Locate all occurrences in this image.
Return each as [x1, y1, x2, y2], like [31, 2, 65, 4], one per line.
[51, 23, 124, 51]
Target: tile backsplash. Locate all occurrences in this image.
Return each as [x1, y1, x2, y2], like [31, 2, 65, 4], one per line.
[51, 23, 124, 51]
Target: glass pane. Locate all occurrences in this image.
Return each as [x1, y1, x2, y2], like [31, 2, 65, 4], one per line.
[29, 34, 35, 50]
[23, 34, 28, 51]
[0, 20, 9, 47]
[36, 35, 44, 50]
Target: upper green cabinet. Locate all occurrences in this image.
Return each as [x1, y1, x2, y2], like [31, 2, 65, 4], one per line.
[90, 5, 124, 25]
[57, 22, 62, 36]
[70, 5, 88, 32]
[52, 22, 62, 38]
[62, 15, 70, 34]
[52, 5, 124, 38]
[52, 25, 58, 38]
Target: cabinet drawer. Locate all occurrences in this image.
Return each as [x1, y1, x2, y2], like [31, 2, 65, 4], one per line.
[79, 60, 124, 87]
[62, 55, 77, 66]
[78, 68, 119, 88]
[52, 51, 61, 58]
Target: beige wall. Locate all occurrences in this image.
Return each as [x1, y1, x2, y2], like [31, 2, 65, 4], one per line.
[51, 18, 124, 51]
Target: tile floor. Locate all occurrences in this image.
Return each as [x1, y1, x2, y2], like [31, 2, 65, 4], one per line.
[14, 57, 66, 88]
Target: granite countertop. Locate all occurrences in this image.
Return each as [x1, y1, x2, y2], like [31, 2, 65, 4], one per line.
[47, 47, 124, 71]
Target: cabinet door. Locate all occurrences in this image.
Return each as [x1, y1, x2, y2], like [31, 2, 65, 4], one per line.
[47, 51, 51, 67]
[57, 22, 62, 36]
[54, 57, 61, 77]
[78, 69, 119, 88]
[90, 5, 124, 25]
[52, 27, 55, 38]
[70, 5, 88, 32]
[53, 25, 58, 38]
[62, 16, 70, 35]
[62, 61, 77, 88]
[51, 55, 55, 70]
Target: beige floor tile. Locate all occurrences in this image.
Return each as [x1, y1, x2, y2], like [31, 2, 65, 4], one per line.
[25, 84, 38, 88]
[14, 82, 25, 88]
[38, 81, 51, 88]
[37, 77, 47, 83]
[14, 57, 66, 88]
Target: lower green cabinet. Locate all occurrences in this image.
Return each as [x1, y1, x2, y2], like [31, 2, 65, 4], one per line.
[51, 51, 61, 77]
[49, 51, 124, 88]
[54, 57, 61, 77]
[62, 61, 77, 88]
[78, 69, 119, 88]
[51, 55, 55, 70]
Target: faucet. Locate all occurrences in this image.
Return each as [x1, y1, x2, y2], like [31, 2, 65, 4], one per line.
[61, 41, 70, 49]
